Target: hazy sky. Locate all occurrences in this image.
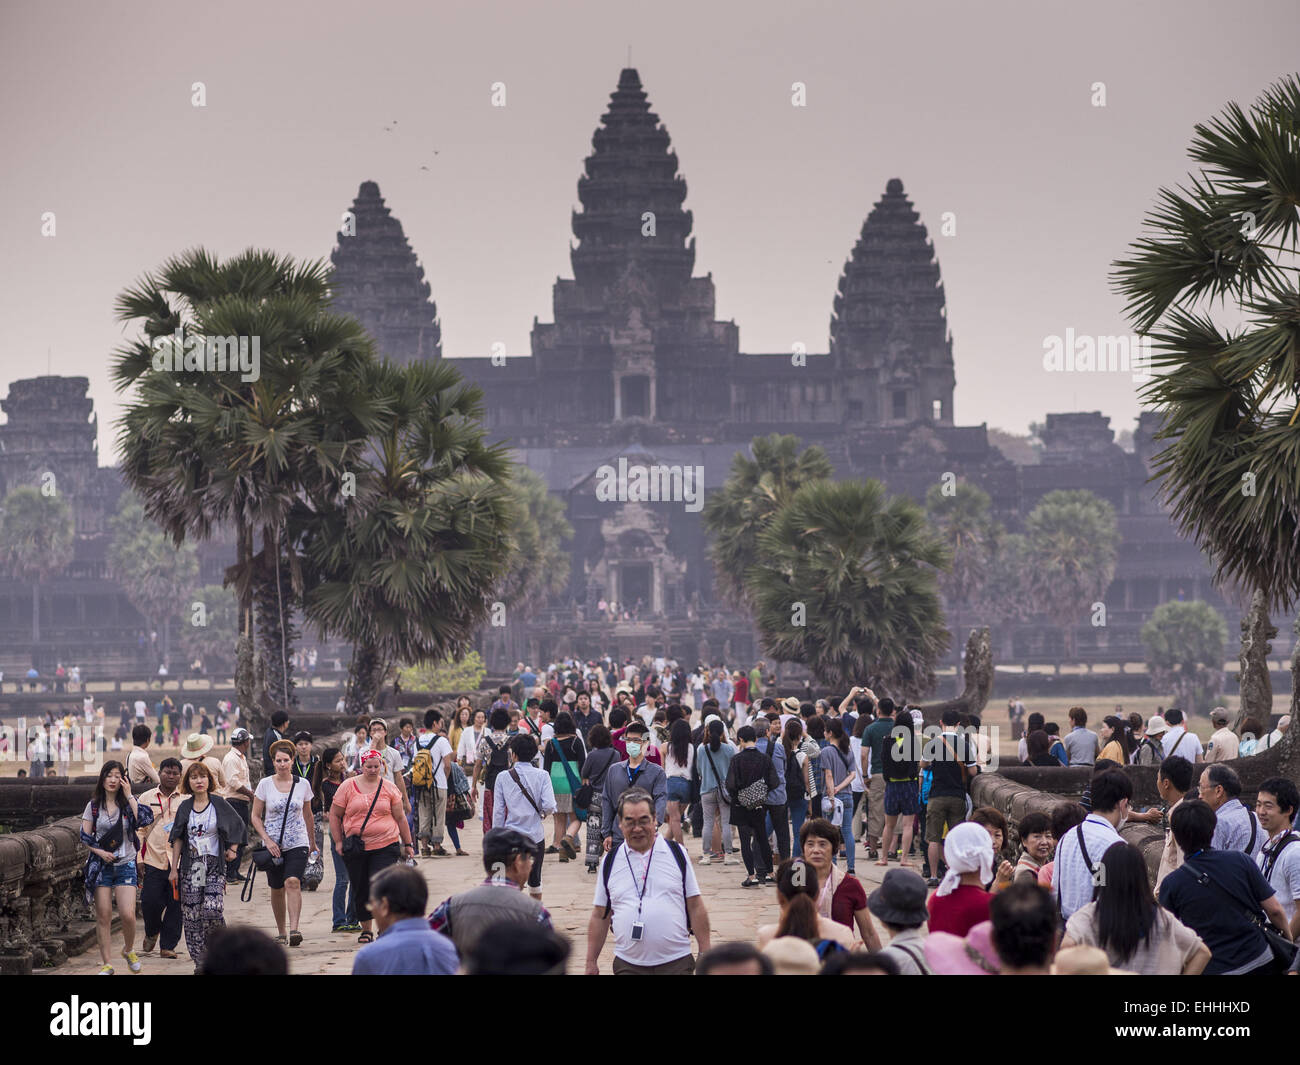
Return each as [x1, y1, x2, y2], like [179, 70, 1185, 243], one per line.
[2, 0, 1296, 462]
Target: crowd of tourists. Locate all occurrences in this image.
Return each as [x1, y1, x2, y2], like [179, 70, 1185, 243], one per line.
[78, 667, 1300, 976]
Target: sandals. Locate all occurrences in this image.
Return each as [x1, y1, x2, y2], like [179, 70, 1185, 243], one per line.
[274, 935, 288, 946]
[289, 930, 303, 947]
[454, 849, 469, 856]
[559, 837, 578, 860]
[740, 876, 761, 888]
[357, 931, 374, 945]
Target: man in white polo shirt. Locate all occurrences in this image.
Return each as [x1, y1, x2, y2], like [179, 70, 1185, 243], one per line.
[1054, 769, 1130, 919]
[586, 787, 712, 974]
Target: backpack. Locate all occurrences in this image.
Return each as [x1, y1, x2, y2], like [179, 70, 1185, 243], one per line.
[601, 840, 693, 933]
[411, 735, 441, 790]
[785, 742, 806, 802]
[482, 735, 511, 789]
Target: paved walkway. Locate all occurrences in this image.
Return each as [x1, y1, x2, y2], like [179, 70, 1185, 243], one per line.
[47, 816, 899, 975]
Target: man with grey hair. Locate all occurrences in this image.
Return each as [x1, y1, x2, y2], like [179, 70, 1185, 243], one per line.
[586, 787, 711, 974]
[1205, 707, 1239, 762]
[1204, 764, 1264, 860]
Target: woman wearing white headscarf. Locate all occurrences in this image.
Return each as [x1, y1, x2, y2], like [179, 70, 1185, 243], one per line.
[926, 821, 994, 937]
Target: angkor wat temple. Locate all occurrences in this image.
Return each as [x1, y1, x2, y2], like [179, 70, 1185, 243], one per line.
[0, 69, 1243, 680]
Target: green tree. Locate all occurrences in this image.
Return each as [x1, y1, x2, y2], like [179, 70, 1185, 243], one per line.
[1023, 489, 1120, 661]
[178, 584, 240, 673]
[704, 434, 834, 609]
[746, 478, 951, 700]
[301, 359, 513, 716]
[112, 248, 383, 718]
[1112, 75, 1300, 611]
[1141, 600, 1228, 712]
[496, 466, 572, 614]
[926, 482, 1000, 674]
[107, 496, 200, 665]
[0, 487, 75, 646]
[397, 651, 487, 695]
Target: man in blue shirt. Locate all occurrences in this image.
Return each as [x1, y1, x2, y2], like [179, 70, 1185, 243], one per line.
[352, 864, 458, 975]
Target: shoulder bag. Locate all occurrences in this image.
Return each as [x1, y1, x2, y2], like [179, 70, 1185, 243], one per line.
[702, 744, 730, 806]
[551, 739, 588, 822]
[250, 778, 296, 870]
[1192, 859, 1297, 971]
[341, 779, 382, 860]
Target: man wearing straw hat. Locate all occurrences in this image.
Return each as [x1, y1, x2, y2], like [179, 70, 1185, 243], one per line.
[180, 732, 227, 797]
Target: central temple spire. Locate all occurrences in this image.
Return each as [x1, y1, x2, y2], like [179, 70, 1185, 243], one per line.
[570, 69, 695, 295]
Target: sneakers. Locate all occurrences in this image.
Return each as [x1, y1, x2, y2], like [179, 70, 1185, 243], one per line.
[926, 877, 940, 888]
[97, 964, 114, 975]
[698, 854, 712, 865]
[430, 845, 449, 857]
[420, 844, 433, 858]
[141, 935, 157, 954]
[723, 854, 739, 866]
[121, 949, 142, 974]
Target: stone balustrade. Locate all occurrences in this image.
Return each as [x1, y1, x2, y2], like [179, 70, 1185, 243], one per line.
[0, 815, 96, 974]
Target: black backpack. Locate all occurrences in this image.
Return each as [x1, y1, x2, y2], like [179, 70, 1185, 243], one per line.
[785, 742, 806, 802]
[601, 840, 692, 933]
[482, 735, 511, 790]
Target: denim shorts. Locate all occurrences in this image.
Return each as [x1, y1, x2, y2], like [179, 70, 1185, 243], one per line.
[96, 859, 139, 889]
[666, 776, 692, 804]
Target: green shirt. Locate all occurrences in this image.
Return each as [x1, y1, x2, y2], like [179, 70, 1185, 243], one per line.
[748, 668, 762, 697]
[863, 717, 897, 778]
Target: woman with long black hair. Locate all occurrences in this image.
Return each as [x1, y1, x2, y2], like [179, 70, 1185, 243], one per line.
[312, 747, 359, 933]
[697, 717, 737, 865]
[822, 718, 857, 874]
[878, 711, 920, 868]
[1098, 715, 1133, 765]
[662, 717, 694, 845]
[81, 759, 153, 975]
[1063, 840, 1210, 974]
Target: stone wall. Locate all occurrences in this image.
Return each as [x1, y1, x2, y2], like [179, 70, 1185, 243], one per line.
[971, 772, 1165, 881]
[0, 815, 96, 973]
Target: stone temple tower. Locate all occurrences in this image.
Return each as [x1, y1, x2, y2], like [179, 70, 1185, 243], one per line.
[830, 178, 955, 427]
[329, 181, 442, 364]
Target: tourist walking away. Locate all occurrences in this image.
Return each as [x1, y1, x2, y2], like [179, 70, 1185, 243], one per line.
[1160, 708, 1204, 762]
[330, 748, 414, 945]
[1159, 799, 1294, 973]
[785, 718, 818, 856]
[351, 865, 458, 975]
[754, 715, 790, 862]
[252, 739, 317, 948]
[1054, 769, 1130, 919]
[430, 827, 554, 957]
[1062, 840, 1210, 975]
[544, 710, 587, 860]
[412, 709, 454, 857]
[168, 761, 245, 972]
[472, 707, 512, 827]
[81, 760, 152, 974]
[879, 708, 919, 868]
[313, 747, 359, 932]
[136, 758, 184, 959]
[869, 868, 933, 974]
[1156, 755, 1194, 888]
[662, 717, 694, 846]
[222, 728, 255, 880]
[797, 818, 882, 950]
[755, 858, 855, 955]
[822, 719, 858, 872]
[581, 725, 619, 872]
[587, 788, 712, 974]
[492, 734, 557, 902]
[725, 725, 781, 887]
[696, 717, 736, 864]
[1062, 706, 1099, 766]
[1255, 777, 1300, 940]
[862, 695, 896, 859]
[921, 708, 978, 887]
[127, 724, 159, 790]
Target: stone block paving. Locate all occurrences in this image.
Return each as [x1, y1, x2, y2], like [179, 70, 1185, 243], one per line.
[44, 815, 894, 975]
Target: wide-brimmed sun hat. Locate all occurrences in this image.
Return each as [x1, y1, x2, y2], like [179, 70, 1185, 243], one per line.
[182, 733, 214, 759]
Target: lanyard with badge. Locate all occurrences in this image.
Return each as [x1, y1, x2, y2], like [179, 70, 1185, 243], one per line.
[625, 839, 655, 941]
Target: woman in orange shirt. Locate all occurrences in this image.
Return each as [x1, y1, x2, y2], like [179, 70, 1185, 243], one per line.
[328, 748, 414, 945]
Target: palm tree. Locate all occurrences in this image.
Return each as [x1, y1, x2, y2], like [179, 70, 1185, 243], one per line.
[704, 434, 834, 609]
[1022, 489, 1120, 662]
[301, 359, 513, 715]
[106, 496, 199, 666]
[746, 478, 951, 700]
[112, 248, 383, 720]
[925, 482, 1000, 689]
[1, 487, 75, 648]
[1112, 75, 1300, 611]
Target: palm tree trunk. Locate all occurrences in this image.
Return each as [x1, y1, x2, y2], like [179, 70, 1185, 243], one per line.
[31, 579, 40, 645]
[253, 533, 299, 710]
[346, 642, 382, 718]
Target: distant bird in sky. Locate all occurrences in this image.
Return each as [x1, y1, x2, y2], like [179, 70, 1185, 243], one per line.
[383, 119, 397, 132]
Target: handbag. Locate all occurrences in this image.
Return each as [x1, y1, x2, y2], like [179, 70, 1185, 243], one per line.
[341, 779, 383, 860]
[551, 739, 588, 823]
